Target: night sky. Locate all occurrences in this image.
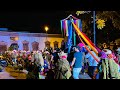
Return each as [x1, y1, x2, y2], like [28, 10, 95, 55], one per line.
[0, 11, 69, 34]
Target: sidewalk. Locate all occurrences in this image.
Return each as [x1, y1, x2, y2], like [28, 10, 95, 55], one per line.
[79, 73, 91, 79]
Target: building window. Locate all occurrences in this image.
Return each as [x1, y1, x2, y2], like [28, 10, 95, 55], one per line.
[0, 41, 7, 53]
[32, 41, 39, 51]
[61, 40, 65, 50]
[22, 40, 29, 51]
[10, 43, 19, 50]
[53, 41, 59, 49]
[45, 41, 50, 48]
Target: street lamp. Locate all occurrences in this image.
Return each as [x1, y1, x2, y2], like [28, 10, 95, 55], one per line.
[45, 26, 49, 41]
[45, 26, 49, 33]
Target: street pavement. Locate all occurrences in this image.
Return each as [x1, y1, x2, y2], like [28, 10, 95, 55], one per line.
[0, 69, 91, 79]
[79, 73, 91, 79]
[0, 70, 15, 79]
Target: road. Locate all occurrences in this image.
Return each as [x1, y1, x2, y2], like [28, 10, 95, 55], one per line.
[79, 73, 91, 79]
[0, 68, 91, 79]
[0, 70, 15, 79]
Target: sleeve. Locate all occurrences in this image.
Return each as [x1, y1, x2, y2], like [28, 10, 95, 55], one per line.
[85, 53, 90, 59]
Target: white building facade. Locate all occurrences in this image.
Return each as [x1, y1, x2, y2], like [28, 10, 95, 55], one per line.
[0, 31, 64, 52]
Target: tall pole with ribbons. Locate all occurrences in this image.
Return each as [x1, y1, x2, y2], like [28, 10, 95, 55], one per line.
[61, 15, 82, 53]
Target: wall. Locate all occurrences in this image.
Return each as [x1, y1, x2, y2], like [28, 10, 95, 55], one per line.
[0, 35, 64, 51]
[47, 37, 64, 48]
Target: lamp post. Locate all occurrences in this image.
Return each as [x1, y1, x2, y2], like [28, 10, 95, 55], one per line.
[45, 26, 49, 41]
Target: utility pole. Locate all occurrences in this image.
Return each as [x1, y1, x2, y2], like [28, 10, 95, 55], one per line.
[93, 11, 96, 45]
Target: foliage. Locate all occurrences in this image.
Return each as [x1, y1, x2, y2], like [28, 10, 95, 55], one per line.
[96, 11, 120, 30]
[66, 11, 120, 30]
[65, 11, 120, 44]
[96, 19, 106, 29]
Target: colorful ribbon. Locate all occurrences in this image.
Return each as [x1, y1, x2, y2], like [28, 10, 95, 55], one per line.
[79, 36, 100, 62]
[72, 22, 98, 55]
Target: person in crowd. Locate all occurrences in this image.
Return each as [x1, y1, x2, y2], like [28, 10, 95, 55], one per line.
[44, 50, 52, 69]
[99, 49, 120, 79]
[54, 50, 71, 79]
[70, 46, 83, 79]
[67, 46, 75, 64]
[51, 49, 60, 69]
[116, 45, 120, 64]
[85, 46, 100, 79]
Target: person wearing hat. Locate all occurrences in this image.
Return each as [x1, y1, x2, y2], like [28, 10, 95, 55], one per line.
[116, 47, 120, 64]
[70, 46, 83, 79]
[100, 49, 120, 79]
[54, 51, 71, 79]
[85, 46, 99, 79]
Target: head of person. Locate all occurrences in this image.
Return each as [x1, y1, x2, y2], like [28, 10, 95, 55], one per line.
[58, 51, 67, 60]
[87, 45, 91, 51]
[102, 49, 113, 59]
[116, 47, 120, 55]
[74, 46, 80, 52]
[45, 50, 50, 55]
[81, 46, 87, 52]
[53, 49, 57, 53]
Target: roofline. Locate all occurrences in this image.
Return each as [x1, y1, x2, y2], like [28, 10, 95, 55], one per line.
[0, 31, 63, 38]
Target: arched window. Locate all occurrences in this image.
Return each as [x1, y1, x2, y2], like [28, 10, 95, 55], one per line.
[10, 43, 19, 50]
[53, 41, 59, 49]
[32, 41, 39, 51]
[22, 40, 29, 51]
[45, 41, 50, 48]
[0, 41, 7, 53]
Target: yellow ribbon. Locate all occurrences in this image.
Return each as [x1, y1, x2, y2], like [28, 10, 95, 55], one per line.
[72, 22, 98, 55]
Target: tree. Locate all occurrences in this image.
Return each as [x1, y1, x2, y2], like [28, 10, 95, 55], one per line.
[65, 11, 120, 44]
[96, 11, 120, 30]
[66, 11, 120, 31]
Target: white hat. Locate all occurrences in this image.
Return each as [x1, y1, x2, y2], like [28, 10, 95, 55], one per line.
[59, 51, 67, 59]
[103, 49, 112, 55]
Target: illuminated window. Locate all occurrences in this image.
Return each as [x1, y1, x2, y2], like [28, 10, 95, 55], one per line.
[0, 41, 7, 53]
[22, 40, 29, 51]
[32, 41, 39, 51]
[45, 41, 50, 48]
[53, 41, 58, 49]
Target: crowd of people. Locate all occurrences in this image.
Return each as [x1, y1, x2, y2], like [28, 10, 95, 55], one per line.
[0, 43, 120, 79]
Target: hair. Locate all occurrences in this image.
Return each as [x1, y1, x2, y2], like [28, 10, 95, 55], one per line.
[75, 46, 81, 51]
[98, 52, 102, 57]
